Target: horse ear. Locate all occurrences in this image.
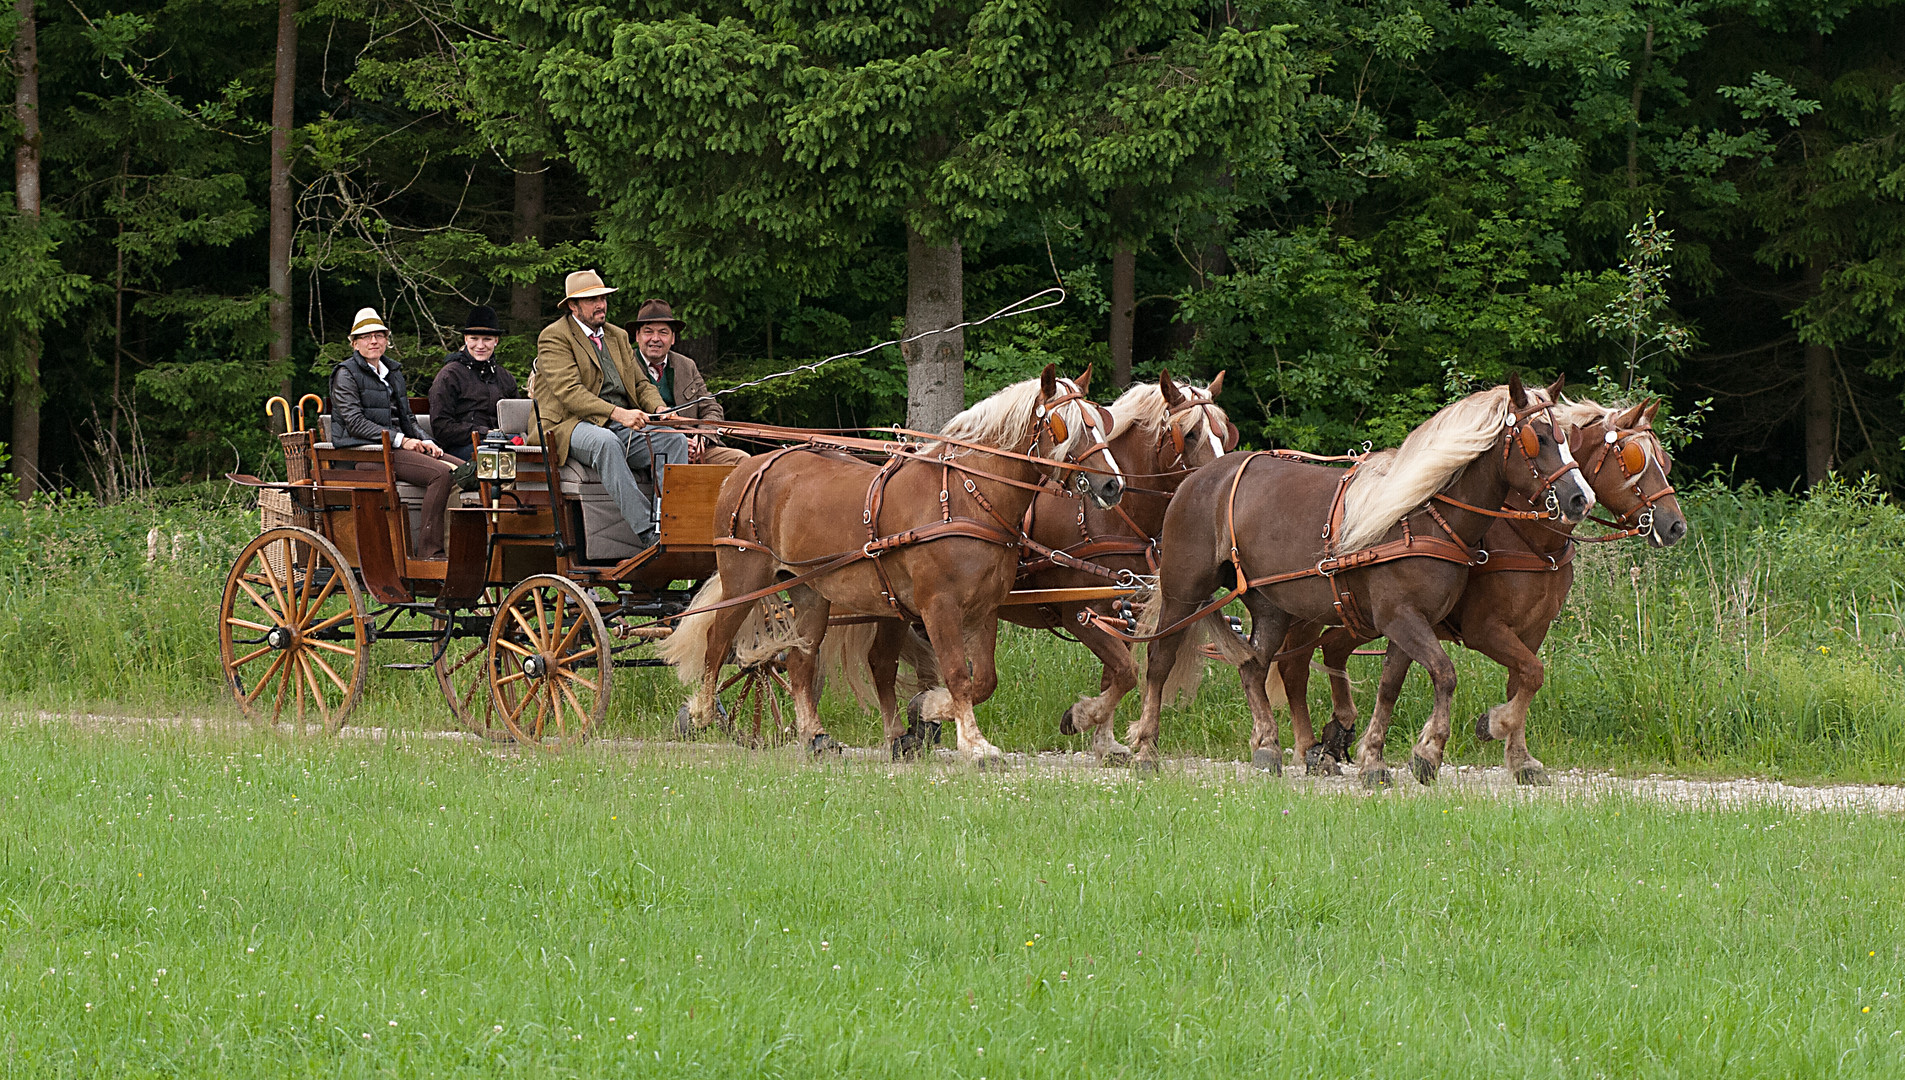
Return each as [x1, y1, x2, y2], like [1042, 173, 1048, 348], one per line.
[1544, 374, 1566, 402]
[1207, 370, 1225, 397]
[1612, 401, 1647, 429]
[1508, 372, 1529, 410]
[1640, 398, 1660, 427]
[1076, 363, 1093, 395]
[1158, 368, 1184, 408]
[1040, 363, 1058, 400]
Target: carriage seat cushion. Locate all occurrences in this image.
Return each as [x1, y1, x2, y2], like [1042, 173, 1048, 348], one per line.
[558, 459, 654, 500]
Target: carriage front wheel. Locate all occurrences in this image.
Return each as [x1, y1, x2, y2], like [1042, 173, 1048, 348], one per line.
[486, 574, 611, 751]
[218, 526, 369, 734]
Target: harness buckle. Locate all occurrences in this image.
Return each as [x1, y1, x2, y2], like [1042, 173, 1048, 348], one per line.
[1472, 548, 1490, 566]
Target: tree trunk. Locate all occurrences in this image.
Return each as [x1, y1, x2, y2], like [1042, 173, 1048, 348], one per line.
[268, 0, 297, 397]
[903, 227, 964, 431]
[1109, 242, 1136, 389]
[10, 0, 42, 500]
[510, 152, 544, 333]
[1803, 259, 1834, 485]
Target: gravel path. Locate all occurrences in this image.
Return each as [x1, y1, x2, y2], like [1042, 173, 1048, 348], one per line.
[20, 709, 1905, 813]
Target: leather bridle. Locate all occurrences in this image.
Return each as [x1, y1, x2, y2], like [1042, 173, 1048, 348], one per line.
[1580, 426, 1676, 537]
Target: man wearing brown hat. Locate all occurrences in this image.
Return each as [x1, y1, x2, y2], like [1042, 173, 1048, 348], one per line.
[627, 299, 749, 467]
[531, 269, 690, 549]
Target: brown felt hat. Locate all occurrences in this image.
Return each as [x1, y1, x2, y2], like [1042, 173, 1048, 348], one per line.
[630, 298, 687, 335]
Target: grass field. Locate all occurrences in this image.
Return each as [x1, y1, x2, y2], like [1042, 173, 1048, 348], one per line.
[2, 723, 1902, 1078]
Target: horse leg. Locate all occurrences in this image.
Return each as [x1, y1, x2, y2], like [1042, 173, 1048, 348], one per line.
[917, 598, 1002, 767]
[1382, 611, 1459, 786]
[1354, 640, 1416, 788]
[869, 620, 919, 760]
[1235, 593, 1292, 776]
[1316, 631, 1364, 771]
[1467, 620, 1552, 786]
[1058, 615, 1136, 766]
[780, 585, 838, 755]
[1273, 624, 1321, 773]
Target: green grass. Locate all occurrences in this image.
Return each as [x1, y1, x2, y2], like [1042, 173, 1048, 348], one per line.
[2, 724, 1902, 1078]
[3, 477, 1904, 779]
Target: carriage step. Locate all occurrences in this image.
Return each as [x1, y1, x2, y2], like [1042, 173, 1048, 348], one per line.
[382, 663, 432, 670]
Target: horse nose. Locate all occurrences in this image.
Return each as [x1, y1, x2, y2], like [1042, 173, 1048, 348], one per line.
[1565, 489, 1589, 520]
[1661, 516, 1687, 545]
[1094, 475, 1125, 507]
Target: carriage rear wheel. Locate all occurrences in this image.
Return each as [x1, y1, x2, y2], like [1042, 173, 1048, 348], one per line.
[219, 526, 368, 734]
[487, 575, 611, 751]
[435, 587, 512, 742]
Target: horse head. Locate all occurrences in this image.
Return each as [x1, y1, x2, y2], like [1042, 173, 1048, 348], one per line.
[1157, 368, 1240, 473]
[1035, 364, 1124, 508]
[1589, 399, 1686, 547]
[1506, 373, 1594, 524]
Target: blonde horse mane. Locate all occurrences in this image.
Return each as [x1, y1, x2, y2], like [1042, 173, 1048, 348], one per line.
[923, 374, 1098, 460]
[1336, 385, 1519, 553]
[1106, 382, 1172, 439]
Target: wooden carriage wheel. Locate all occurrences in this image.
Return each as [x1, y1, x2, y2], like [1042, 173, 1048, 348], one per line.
[219, 526, 368, 734]
[487, 575, 611, 751]
[717, 659, 795, 748]
[434, 586, 512, 742]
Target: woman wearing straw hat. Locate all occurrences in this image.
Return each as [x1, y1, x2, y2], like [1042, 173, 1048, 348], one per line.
[329, 307, 455, 560]
[531, 269, 689, 549]
[428, 304, 520, 461]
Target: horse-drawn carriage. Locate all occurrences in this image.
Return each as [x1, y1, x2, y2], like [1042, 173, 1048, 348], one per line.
[223, 394, 768, 748]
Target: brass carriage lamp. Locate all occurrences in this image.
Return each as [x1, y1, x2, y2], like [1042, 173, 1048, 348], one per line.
[475, 431, 518, 483]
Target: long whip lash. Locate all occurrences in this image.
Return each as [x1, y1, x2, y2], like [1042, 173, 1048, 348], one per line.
[655, 288, 1067, 417]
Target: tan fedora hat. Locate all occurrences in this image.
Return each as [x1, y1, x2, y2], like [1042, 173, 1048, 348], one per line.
[562, 269, 618, 304]
[349, 307, 390, 337]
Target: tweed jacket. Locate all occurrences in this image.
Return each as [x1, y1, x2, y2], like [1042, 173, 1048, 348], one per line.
[531, 315, 664, 466]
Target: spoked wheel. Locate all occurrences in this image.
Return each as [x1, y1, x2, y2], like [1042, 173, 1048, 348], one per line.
[435, 586, 512, 742]
[718, 659, 794, 748]
[219, 526, 368, 734]
[487, 574, 611, 751]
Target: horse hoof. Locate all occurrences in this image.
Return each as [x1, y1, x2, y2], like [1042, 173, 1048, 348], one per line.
[1410, 754, 1439, 786]
[1321, 720, 1356, 762]
[673, 704, 697, 739]
[1100, 747, 1133, 768]
[810, 733, 842, 757]
[1515, 765, 1554, 787]
[1059, 704, 1078, 736]
[892, 733, 924, 762]
[1250, 748, 1283, 776]
[1360, 766, 1392, 789]
[1474, 712, 1498, 742]
[1303, 745, 1341, 777]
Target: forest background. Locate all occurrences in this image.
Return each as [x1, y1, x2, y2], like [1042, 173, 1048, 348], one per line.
[2, 0, 1903, 499]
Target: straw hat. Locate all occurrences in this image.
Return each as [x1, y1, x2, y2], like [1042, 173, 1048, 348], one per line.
[561, 269, 618, 305]
[630, 298, 687, 336]
[349, 307, 390, 337]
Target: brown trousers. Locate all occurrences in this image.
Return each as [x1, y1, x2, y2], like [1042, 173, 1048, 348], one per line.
[392, 447, 455, 559]
[697, 443, 750, 467]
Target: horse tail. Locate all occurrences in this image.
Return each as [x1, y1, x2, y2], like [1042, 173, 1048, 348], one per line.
[820, 622, 882, 709]
[658, 575, 730, 685]
[1133, 592, 1226, 707]
[1264, 659, 1287, 713]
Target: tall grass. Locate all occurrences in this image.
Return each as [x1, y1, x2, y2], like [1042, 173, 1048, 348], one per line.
[2, 477, 1902, 778]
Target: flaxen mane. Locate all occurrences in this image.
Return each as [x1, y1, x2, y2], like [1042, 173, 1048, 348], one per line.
[1335, 386, 1518, 553]
[1554, 396, 1616, 429]
[927, 377, 1046, 453]
[1106, 383, 1172, 439]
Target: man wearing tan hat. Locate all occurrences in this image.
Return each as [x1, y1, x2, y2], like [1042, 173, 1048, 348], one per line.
[627, 298, 748, 467]
[531, 269, 689, 548]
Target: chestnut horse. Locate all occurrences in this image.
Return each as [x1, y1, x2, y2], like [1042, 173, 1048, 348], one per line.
[670, 366, 1122, 764]
[1132, 377, 1594, 782]
[1269, 396, 1686, 784]
[825, 370, 1239, 762]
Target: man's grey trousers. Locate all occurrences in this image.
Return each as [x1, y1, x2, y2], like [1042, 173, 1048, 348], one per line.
[565, 422, 692, 540]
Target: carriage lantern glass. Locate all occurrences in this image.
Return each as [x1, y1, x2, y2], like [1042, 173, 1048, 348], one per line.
[476, 431, 517, 482]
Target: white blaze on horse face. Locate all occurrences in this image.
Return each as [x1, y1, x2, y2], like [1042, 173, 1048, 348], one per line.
[1555, 428, 1596, 509]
